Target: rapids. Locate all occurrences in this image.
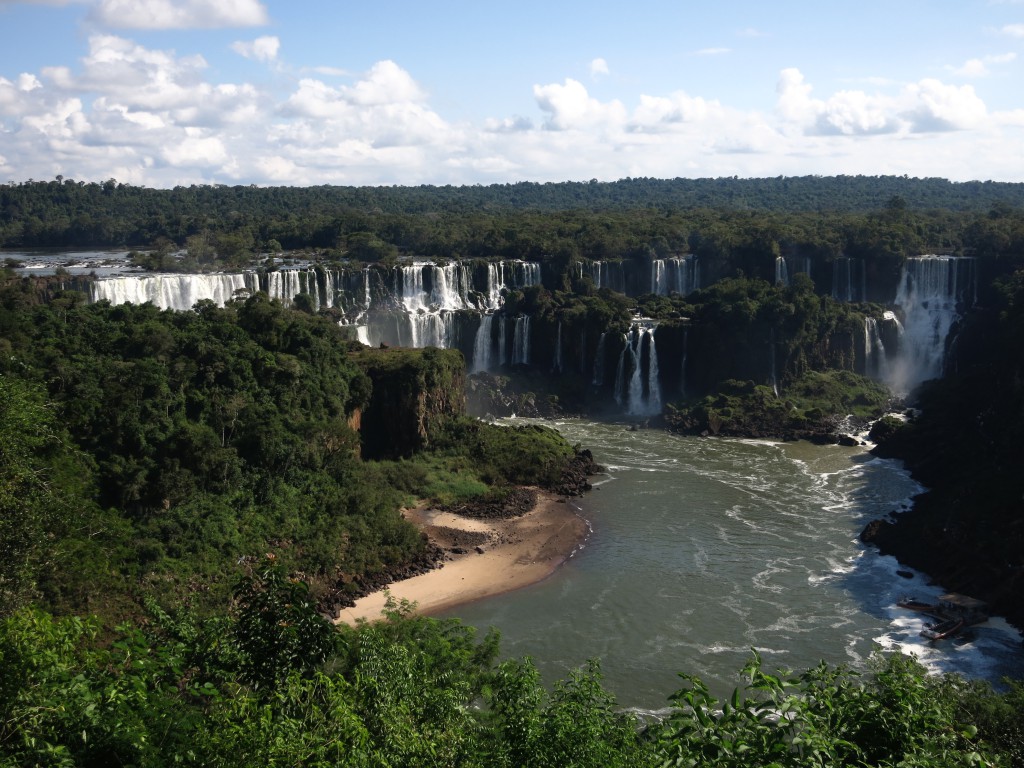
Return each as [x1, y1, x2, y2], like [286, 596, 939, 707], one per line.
[441, 419, 1024, 711]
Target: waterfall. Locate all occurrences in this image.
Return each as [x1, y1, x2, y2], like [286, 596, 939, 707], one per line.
[498, 315, 508, 365]
[593, 332, 607, 386]
[651, 256, 699, 296]
[472, 314, 493, 373]
[769, 327, 779, 397]
[428, 263, 471, 310]
[480, 260, 541, 310]
[615, 325, 662, 416]
[553, 322, 563, 373]
[652, 260, 666, 295]
[613, 334, 628, 406]
[831, 257, 866, 303]
[484, 263, 503, 309]
[775, 256, 789, 286]
[645, 330, 662, 414]
[265, 269, 332, 309]
[864, 317, 890, 381]
[90, 273, 259, 310]
[890, 255, 975, 392]
[627, 333, 644, 412]
[512, 315, 531, 365]
[398, 264, 428, 312]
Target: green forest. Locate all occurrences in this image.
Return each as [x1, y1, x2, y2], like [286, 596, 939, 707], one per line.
[4, 176, 1024, 765]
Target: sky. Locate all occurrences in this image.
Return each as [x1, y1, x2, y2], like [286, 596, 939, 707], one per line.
[1, 0, 1024, 188]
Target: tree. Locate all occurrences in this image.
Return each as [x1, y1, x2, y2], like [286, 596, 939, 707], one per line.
[0, 377, 85, 614]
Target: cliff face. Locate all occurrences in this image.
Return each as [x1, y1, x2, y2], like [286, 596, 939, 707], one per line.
[352, 347, 466, 460]
[862, 274, 1024, 627]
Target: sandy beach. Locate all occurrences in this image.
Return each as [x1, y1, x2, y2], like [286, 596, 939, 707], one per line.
[336, 490, 588, 624]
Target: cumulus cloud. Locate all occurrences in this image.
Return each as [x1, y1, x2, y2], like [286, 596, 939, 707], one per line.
[1000, 23, 1024, 36]
[161, 135, 228, 167]
[89, 0, 269, 29]
[0, 35, 1022, 188]
[776, 67, 987, 136]
[533, 78, 627, 130]
[231, 35, 279, 62]
[630, 92, 724, 131]
[590, 58, 609, 77]
[948, 52, 1016, 77]
[903, 79, 987, 131]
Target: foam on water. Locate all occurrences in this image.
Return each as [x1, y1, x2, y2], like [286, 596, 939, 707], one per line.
[443, 419, 1024, 708]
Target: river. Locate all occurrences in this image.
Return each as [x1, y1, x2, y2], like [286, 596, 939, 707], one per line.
[440, 418, 1024, 712]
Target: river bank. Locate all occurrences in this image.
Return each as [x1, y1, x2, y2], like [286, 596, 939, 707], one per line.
[336, 489, 589, 624]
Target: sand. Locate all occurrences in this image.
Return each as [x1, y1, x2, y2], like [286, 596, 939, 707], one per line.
[335, 490, 588, 625]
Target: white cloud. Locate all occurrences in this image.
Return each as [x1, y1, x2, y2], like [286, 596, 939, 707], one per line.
[483, 115, 534, 133]
[89, 0, 269, 29]
[999, 23, 1024, 36]
[590, 58, 609, 77]
[0, 38, 1022, 188]
[231, 36, 279, 62]
[948, 52, 1016, 77]
[631, 92, 725, 130]
[533, 78, 627, 130]
[903, 79, 987, 131]
[161, 135, 228, 167]
[776, 67, 986, 136]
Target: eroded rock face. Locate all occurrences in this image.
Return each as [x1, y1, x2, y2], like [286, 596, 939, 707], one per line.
[353, 347, 466, 459]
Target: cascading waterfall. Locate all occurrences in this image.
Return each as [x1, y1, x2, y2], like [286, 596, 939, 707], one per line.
[890, 255, 975, 392]
[90, 273, 260, 310]
[614, 325, 662, 416]
[769, 327, 779, 397]
[483, 260, 542, 310]
[863, 317, 890, 381]
[613, 334, 628, 407]
[266, 269, 342, 310]
[831, 257, 866, 303]
[775, 256, 789, 286]
[511, 315, 531, 365]
[472, 314, 494, 373]
[645, 331, 662, 414]
[498, 315, 508, 366]
[651, 256, 699, 296]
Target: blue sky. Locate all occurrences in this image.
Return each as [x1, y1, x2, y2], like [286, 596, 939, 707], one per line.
[1, 0, 1023, 187]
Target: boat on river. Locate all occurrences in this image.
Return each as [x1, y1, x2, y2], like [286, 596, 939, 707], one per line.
[921, 617, 965, 641]
[897, 597, 940, 614]
[899, 593, 989, 641]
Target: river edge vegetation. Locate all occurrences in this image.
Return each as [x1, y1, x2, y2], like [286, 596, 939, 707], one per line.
[4, 176, 1024, 764]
